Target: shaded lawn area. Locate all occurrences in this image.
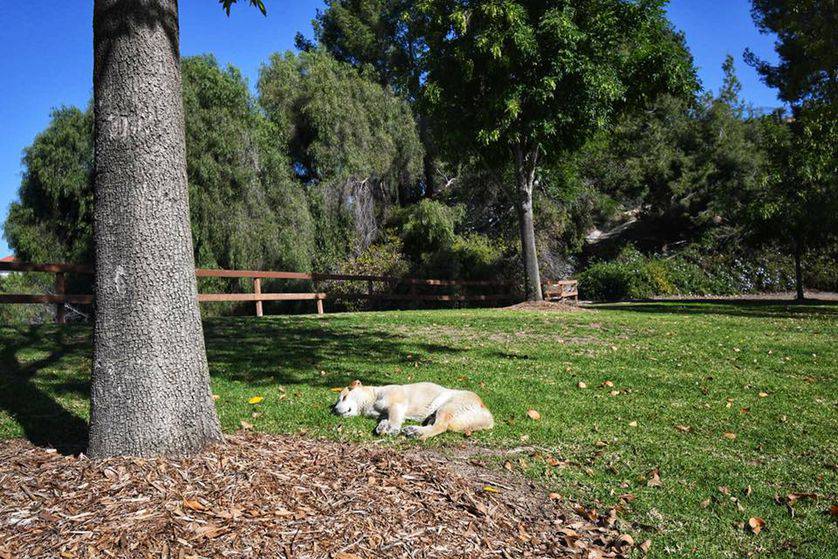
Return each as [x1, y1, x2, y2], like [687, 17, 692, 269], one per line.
[0, 301, 835, 557]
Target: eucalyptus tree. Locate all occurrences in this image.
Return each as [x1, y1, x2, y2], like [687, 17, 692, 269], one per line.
[89, 0, 264, 458]
[420, 0, 696, 299]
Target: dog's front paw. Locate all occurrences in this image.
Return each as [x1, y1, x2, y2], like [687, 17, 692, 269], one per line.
[374, 420, 391, 436]
[402, 425, 423, 438]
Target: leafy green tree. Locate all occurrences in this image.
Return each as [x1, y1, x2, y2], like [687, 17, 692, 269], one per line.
[420, 0, 697, 299]
[5, 57, 316, 282]
[301, 1, 447, 198]
[183, 56, 315, 278]
[578, 57, 765, 251]
[258, 50, 423, 268]
[745, 0, 838, 299]
[745, 0, 836, 105]
[4, 107, 94, 266]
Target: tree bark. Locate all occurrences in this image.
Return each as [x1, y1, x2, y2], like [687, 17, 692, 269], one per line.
[793, 240, 805, 301]
[513, 144, 543, 301]
[89, 0, 222, 457]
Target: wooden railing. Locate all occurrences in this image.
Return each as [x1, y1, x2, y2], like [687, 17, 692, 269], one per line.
[0, 261, 518, 322]
[542, 279, 579, 303]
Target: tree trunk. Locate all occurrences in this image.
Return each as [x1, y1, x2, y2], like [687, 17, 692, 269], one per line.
[793, 241, 805, 301]
[513, 144, 542, 301]
[89, 0, 222, 458]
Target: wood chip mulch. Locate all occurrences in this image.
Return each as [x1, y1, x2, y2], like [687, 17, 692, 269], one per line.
[0, 433, 633, 558]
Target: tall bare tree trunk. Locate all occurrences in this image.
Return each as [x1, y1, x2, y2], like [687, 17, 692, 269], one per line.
[89, 0, 222, 457]
[793, 240, 805, 301]
[513, 144, 543, 301]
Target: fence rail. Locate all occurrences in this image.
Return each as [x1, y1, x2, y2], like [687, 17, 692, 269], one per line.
[0, 261, 531, 322]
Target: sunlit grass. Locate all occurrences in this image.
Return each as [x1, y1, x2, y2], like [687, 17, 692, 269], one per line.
[1, 301, 835, 557]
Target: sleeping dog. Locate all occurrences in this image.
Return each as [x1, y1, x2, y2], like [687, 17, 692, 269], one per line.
[332, 380, 494, 440]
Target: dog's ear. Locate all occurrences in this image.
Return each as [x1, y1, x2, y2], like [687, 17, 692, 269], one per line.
[349, 380, 362, 389]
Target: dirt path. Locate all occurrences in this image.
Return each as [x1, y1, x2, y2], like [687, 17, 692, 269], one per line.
[0, 433, 635, 558]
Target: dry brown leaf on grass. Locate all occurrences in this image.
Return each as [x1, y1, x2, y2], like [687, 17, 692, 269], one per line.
[646, 468, 662, 487]
[723, 432, 737, 440]
[239, 420, 254, 430]
[602, 380, 614, 388]
[675, 424, 692, 433]
[578, 381, 588, 389]
[747, 517, 765, 535]
[527, 409, 541, 421]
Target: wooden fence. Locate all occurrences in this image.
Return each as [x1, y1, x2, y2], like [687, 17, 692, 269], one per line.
[0, 261, 534, 322]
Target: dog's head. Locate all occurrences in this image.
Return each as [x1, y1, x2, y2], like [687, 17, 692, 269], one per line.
[332, 380, 364, 417]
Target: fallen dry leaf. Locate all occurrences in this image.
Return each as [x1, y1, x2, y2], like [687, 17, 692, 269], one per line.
[700, 498, 711, 508]
[527, 409, 541, 421]
[829, 504, 838, 517]
[628, 420, 638, 428]
[747, 517, 765, 535]
[577, 381, 588, 389]
[639, 539, 652, 554]
[675, 424, 691, 433]
[758, 392, 768, 398]
[334, 553, 362, 559]
[647, 468, 662, 487]
[615, 534, 635, 548]
[239, 420, 254, 430]
[602, 380, 614, 388]
[723, 432, 737, 441]
[548, 492, 561, 500]
[247, 396, 264, 404]
[183, 499, 206, 512]
[609, 390, 620, 396]
[211, 394, 220, 401]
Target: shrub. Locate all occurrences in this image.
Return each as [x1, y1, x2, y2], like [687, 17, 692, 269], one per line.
[579, 246, 737, 301]
[390, 200, 463, 260]
[326, 236, 410, 310]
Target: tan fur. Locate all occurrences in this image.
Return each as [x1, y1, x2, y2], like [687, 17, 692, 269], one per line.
[332, 381, 494, 440]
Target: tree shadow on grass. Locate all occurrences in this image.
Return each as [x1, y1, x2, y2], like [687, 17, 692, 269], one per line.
[203, 317, 465, 387]
[0, 326, 90, 455]
[0, 316, 465, 454]
[591, 299, 838, 320]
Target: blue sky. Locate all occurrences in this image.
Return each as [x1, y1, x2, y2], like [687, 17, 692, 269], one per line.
[0, 0, 779, 257]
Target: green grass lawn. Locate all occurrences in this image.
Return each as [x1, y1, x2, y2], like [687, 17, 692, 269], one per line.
[1, 301, 836, 557]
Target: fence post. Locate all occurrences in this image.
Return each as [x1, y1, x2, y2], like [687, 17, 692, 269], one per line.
[253, 277, 263, 317]
[316, 295, 324, 315]
[54, 272, 66, 324]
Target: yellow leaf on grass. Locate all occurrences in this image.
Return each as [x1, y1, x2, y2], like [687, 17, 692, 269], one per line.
[527, 409, 541, 421]
[211, 394, 220, 401]
[329, 387, 344, 393]
[248, 396, 264, 404]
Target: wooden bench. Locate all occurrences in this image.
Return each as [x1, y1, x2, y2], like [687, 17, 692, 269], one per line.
[542, 280, 578, 303]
